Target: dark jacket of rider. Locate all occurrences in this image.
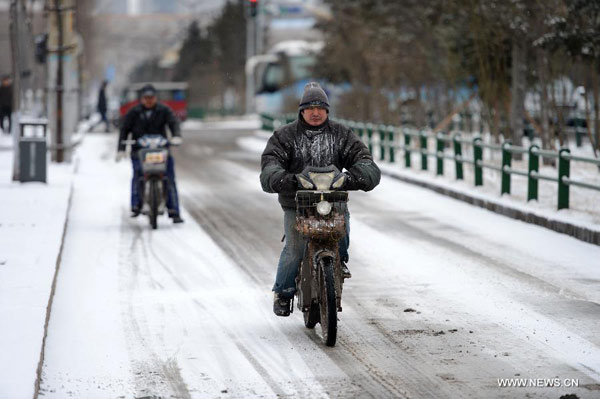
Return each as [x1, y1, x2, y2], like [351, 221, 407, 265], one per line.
[117, 102, 180, 152]
[260, 116, 381, 209]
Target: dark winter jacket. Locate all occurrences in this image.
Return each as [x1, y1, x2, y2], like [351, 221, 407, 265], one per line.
[118, 103, 180, 152]
[260, 117, 381, 208]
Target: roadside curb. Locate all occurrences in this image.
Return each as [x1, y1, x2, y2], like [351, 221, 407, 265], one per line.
[32, 133, 84, 398]
[33, 163, 76, 398]
[381, 169, 600, 246]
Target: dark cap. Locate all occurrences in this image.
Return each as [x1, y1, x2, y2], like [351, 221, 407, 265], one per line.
[299, 82, 329, 112]
[139, 84, 157, 97]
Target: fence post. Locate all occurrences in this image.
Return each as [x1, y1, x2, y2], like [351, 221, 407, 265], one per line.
[367, 124, 374, 154]
[348, 120, 356, 140]
[261, 113, 274, 131]
[420, 132, 428, 171]
[575, 118, 583, 147]
[527, 145, 539, 201]
[501, 142, 512, 195]
[558, 148, 570, 209]
[404, 129, 411, 168]
[356, 122, 364, 140]
[474, 137, 483, 186]
[388, 126, 395, 163]
[436, 132, 444, 176]
[453, 134, 463, 180]
[378, 125, 386, 161]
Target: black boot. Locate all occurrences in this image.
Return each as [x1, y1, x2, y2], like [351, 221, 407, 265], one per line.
[172, 215, 184, 223]
[341, 261, 352, 279]
[273, 293, 291, 317]
[130, 207, 141, 217]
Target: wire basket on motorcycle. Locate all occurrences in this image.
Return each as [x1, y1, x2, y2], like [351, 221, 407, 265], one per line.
[295, 165, 348, 218]
[296, 191, 348, 218]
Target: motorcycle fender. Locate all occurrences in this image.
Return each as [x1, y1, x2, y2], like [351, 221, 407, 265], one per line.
[314, 247, 344, 311]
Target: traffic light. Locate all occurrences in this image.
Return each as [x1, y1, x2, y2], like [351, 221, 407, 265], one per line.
[249, 0, 258, 17]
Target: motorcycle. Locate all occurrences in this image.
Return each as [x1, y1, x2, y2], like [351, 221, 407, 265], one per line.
[295, 165, 349, 346]
[122, 135, 178, 229]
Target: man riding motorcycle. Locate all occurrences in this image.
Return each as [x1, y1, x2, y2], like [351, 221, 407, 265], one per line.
[117, 84, 184, 223]
[260, 82, 381, 316]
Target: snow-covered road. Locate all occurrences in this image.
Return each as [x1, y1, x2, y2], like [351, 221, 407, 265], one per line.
[37, 124, 600, 398]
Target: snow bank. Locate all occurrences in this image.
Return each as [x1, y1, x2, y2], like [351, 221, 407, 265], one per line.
[0, 146, 75, 399]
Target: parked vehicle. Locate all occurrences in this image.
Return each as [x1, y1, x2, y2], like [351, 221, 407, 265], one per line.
[294, 165, 349, 346]
[119, 82, 188, 124]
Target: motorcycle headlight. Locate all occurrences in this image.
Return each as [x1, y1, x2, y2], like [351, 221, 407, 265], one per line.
[316, 200, 332, 216]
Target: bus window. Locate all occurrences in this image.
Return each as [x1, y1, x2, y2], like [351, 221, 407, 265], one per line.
[262, 63, 285, 93]
[289, 55, 314, 81]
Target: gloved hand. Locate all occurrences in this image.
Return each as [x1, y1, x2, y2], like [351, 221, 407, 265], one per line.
[170, 136, 182, 146]
[296, 173, 314, 189]
[279, 173, 298, 192]
[115, 151, 126, 162]
[330, 172, 347, 190]
[341, 171, 357, 190]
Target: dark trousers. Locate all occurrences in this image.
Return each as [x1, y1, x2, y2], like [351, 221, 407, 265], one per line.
[91, 110, 109, 132]
[0, 107, 11, 134]
[131, 155, 181, 216]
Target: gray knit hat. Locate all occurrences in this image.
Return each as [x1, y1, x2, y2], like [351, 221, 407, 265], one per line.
[139, 84, 157, 97]
[299, 82, 329, 112]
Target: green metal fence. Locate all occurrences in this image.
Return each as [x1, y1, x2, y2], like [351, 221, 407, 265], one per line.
[260, 113, 600, 210]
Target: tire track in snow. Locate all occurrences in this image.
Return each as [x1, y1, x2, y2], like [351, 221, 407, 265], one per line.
[120, 206, 335, 398]
[133, 222, 293, 397]
[118, 213, 192, 399]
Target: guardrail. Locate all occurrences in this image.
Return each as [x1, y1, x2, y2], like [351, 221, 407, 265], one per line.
[260, 113, 600, 210]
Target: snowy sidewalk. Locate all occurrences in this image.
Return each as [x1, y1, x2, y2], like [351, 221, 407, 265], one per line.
[0, 134, 76, 398]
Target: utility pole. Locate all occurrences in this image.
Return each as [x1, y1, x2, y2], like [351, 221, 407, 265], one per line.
[9, 0, 36, 180]
[245, 0, 256, 114]
[9, 0, 21, 180]
[55, 0, 64, 162]
[47, 0, 77, 163]
[255, 0, 264, 55]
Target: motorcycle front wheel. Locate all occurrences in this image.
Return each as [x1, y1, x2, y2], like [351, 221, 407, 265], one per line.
[319, 256, 337, 346]
[149, 180, 159, 229]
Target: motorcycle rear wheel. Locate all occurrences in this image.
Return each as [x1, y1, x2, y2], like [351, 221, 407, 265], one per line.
[319, 256, 337, 346]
